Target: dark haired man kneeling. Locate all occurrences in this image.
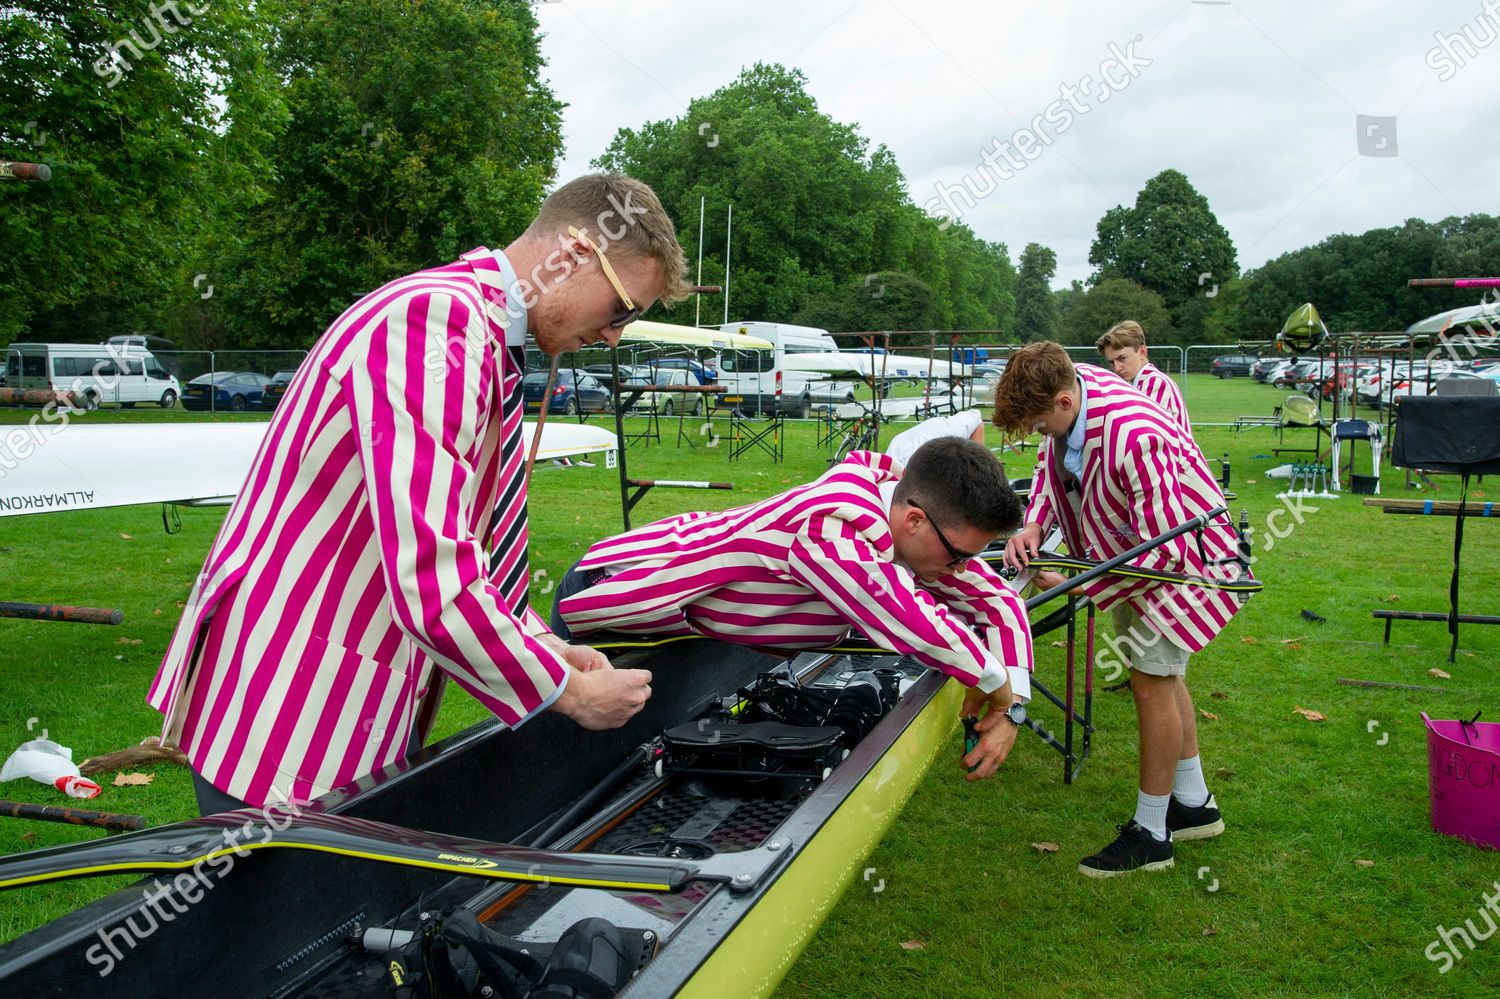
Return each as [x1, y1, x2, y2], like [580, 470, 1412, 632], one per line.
[551, 439, 1035, 779]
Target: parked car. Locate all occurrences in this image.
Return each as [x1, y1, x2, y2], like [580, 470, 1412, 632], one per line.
[521, 370, 611, 415]
[259, 370, 298, 411]
[1251, 357, 1284, 382]
[1381, 366, 1482, 408]
[1273, 359, 1319, 389]
[627, 368, 707, 416]
[647, 357, 718, 385]
[180, 371, 270, 411]
[1209, 353, 1260, 378]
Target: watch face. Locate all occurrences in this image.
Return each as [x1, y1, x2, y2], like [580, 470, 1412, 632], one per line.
[1007, 703, 1027, 725]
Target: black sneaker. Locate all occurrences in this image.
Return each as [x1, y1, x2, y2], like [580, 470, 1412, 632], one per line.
[1078, 820, 1174, 878]
[1167, 793, 1225, 841]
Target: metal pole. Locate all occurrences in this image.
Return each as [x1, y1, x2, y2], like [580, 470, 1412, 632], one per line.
[723, 203, 732, 326]
[610, 345, 633, 530]
[695, 196, 705, 328]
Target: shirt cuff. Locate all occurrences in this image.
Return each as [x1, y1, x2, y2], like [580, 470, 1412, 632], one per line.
[1005, 664, 1031, 703]
[975, 660, 1008, 695]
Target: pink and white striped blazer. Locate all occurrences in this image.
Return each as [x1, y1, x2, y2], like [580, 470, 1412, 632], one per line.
[147, 248, 569, 807]
[1134, 362, 1192, 439]
[1025, 364, 1245, 652]
[558, 451, 1034, 698]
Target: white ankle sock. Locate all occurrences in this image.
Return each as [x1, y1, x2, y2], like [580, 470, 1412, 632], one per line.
[1174, 755, 1210, 808]
[1134, 789, 1170, 841]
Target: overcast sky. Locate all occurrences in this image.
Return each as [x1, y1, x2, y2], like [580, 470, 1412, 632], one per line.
[533, 0, 1498, 291]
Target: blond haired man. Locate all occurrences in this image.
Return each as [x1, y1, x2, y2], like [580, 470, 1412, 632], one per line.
[152, 174, 687, 813]
[1095, 321, 1191, 439]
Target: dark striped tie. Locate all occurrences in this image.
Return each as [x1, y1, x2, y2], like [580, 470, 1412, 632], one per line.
[488, 344, 530, 616]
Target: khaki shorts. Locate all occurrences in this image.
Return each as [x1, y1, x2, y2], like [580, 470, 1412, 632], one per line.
[1110, 604, 1191, 677]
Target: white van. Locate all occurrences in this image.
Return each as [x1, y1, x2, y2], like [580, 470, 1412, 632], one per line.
[715, 322, 853, 417]
[4, 342, 181, 409]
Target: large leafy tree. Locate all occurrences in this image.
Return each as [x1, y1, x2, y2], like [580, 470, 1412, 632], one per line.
[1058, 278, 1175, 347]
[221, 0, 563, 347]
[1088, 169, 1238, 336]
[1014, 242, 1058, 342]
[595, 63, 1015, 333]
[0, 0, 281, 343]
[792, 270, 940, 338]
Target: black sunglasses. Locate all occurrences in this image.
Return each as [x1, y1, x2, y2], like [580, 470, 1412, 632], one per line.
[609, 302, 642, 329]
[908, 499, 980, 569]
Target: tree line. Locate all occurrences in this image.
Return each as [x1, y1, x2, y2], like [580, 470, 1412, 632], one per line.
[3, 4, 1491, 352]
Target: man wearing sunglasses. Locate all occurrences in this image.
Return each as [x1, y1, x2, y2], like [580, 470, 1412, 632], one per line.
[550, 437, 1035, 780]
[151, 174, 687, 812]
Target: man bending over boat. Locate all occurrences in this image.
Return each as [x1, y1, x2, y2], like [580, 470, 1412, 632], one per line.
[995, 342, 1241, 876]
[150, 175, 682, 812]
[551, 437, 1034, 780]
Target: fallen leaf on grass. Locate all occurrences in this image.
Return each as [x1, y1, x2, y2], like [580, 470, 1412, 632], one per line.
[1463, 652, 1475, 659]
[1240, 636, 1258, 644]
[1381, 594, 1400, 603]
[1214, 768, 1235, 780]
[119, 533, 134, 540]
[1210, 691, 1229, 700]
[1031, 842, 1059, 853]
[153, 608, 163, 616]
[1280, 636, 1308, 645]
[1430, 668, 1452, 679]
[899, 940, 925, 951]
[115, 637, 142, 646]
[113, 772, 152, 787]
[1200, 710, 1220, 721]
[1293, 706, 1327, 722]
[1050, 641, 1066, 648]
[1284, 643, 1302, 651]
[1354, 859, 1375, 868]
[1202, 925, 1218, 937]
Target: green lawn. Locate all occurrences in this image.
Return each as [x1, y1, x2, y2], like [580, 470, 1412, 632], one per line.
[1, 375, 1496, 996]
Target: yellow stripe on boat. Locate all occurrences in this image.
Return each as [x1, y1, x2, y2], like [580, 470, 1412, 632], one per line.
[677, 678, 963, 998]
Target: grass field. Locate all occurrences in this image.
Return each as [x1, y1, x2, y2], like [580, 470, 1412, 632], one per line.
[1, 374, 1497, 996]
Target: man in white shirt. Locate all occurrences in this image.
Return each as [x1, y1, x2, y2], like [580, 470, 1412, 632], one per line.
[885, 409, 986, 467]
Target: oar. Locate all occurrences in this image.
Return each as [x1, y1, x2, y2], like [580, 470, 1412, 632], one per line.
[983, 551, 1262, 594]
[1020, 506, 1240, 611]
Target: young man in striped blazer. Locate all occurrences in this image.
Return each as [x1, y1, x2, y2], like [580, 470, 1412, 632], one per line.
[150, 175, 683, 812]
[1095, 320, 1192, 439]
[996, 342, 1243, 876]
[552, 438, 1035, 780]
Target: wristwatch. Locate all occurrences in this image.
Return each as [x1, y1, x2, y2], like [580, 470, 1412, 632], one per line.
[1005, 702, 1027, 727]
